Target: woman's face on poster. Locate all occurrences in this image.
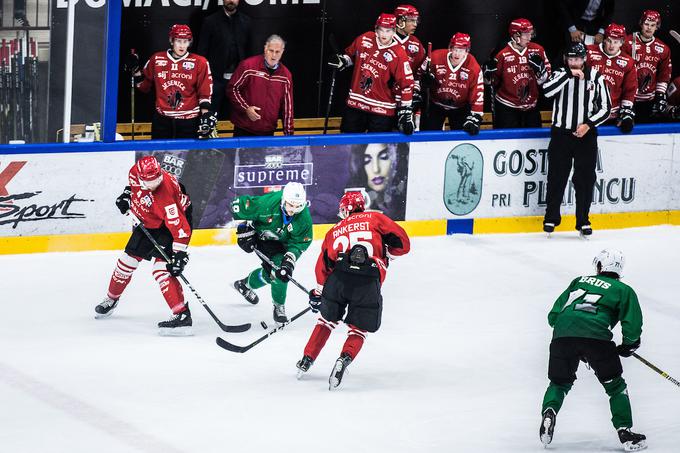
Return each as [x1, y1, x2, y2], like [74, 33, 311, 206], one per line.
[363, 144, 391, 192]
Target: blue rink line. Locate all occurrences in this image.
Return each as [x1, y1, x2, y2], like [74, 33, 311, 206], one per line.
[1, 123, 680, 156]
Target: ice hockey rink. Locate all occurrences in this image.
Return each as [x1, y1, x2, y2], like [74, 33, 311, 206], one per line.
[2, 226, 679, 453]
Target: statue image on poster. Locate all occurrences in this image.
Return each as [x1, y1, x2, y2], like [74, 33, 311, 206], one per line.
[345, 143, 409, 220]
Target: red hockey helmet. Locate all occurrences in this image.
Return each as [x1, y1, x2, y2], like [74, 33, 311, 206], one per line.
[605, 23, 626, 41]
[508, 18, 534, 36]
[640, 10, 661, 27]
[339, 191, 366, 219]
[136, 156, 162, 182]
[394, 5, 419, 20]
[169, 24, 193, 41]
[375, 13, 397, 30]
[449, 32, 471, 50]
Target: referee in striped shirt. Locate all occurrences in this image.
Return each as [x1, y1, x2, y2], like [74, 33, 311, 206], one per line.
[542, 42, 611, 237]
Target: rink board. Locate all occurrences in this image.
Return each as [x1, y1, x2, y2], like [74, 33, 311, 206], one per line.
[1, 127, 679, 254]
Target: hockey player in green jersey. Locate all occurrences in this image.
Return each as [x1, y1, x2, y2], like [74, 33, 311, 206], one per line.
[540, 249, 647, 452]
[231, 182, 313, 324]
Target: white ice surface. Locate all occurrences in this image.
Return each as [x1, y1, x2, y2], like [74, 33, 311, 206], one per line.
[1, 226, 679, 453]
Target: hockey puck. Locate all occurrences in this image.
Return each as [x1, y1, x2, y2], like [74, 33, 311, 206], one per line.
[260, 321, 268, 329]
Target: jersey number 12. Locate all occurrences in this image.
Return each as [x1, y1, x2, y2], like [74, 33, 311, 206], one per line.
[562, 289, 602, 314]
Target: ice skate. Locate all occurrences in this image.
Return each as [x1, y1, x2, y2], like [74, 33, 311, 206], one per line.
[158, 308, 193, 336]
[618, 428, 647, 452]
[234, 278, 259, 304]
[539, 407, 556, 446]
[543, 222, 555, 238]
[579, 224, 592, 240]
[273, 303, 288, 325]
[95, 296, 119, 319]
[329, 353, 352, 390]
[296, 355, 314, 380]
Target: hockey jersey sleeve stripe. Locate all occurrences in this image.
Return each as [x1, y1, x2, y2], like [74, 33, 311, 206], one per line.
[348, 91, 397, 109]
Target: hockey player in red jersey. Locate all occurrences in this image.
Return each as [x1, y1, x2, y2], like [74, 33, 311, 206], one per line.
[295, 191, 410, 390]
[483, 18, 551, 129]
[587, 24, 637, 133]
[393, 5, 425, 109]
[622, 10, 672, 123]
[95, 156, 194, 336]
[126, 25, 216, 139]
[330, 13, 415, 135]
[417, 33, 484, 135]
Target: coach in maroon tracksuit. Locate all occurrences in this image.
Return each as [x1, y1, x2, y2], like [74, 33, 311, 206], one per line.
[226, 34, 294, 136]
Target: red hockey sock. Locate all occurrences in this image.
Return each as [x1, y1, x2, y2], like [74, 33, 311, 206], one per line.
[303, 317, 337, 360]
[341, 325, 367, 360]
[153, 259, 186, 314]
[107, 253, 142, 300]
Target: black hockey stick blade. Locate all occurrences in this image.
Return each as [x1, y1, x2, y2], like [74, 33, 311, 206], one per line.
[216, 307, 312, 353]
[217, 320, 251, 333]
[216, 336, 253, 353]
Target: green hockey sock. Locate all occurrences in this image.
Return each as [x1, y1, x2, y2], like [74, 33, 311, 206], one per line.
[542, 381, 572, 415]
[602, 377, 633, 429]
[271, 277, 289, 306]
[247, 268, 270, 290]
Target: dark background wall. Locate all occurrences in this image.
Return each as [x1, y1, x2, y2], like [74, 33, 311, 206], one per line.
[48, 0, 680, 138]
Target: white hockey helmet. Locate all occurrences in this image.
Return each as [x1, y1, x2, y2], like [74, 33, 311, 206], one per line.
[593, 248, 625, 277]
[281, 182, 307, 215]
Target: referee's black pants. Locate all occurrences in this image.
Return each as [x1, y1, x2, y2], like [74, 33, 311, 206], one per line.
[544, 126, 598, 230]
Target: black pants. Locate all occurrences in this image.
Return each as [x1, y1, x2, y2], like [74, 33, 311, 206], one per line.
[125, 225, 174, 261]
[548, 337, 623, 385]
[151, 113, 199, 139]
[493, 101, 542, 129]
[320, 270, 383, 333]
[340, 106, 394, 133]
[544, 126, 598, 229]
[233, 126, 274, 137]
[420, 104, 469, 131]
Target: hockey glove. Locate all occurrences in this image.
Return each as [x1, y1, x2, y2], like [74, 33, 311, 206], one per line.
[616, 338, 641, 358]
[167, 250, 189, 277]
[397, 106, 415, 135]
[115, 186, 132, 215]
[275, 252, 296, 282]
[527, 53, 546, 77]
[125, 52, 140, 74]
[652, 92, 668, 116]
[197, 111, 218, 138]
[463, 113, 482, 136]
[236, 223, 256, 253]
[309, 289, 322, 313]
[482, 58, 497, 84]
[617, 107, 635, 134]
[328, 54, 351, 72]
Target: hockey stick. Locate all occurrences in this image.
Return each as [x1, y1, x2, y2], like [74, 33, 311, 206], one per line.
[323, 33, 340, 134]
[216, 307, 312, 353]
[130, 49, 136, 140]
[423, 41, 432, 117]
[215, 248, 314, 353]
[632, 353, 680, 389]
[669, 30, 680, 46]
[129, 215, 251, 333]
[253, 247, 310, 295]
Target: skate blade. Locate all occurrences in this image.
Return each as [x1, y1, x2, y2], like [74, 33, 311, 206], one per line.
[623, 440, 647, 452]
[540, 433, 552, 446]
[579, 233, 590, 240]
[94, 311, 114, 319]
[328, 362, 347, 390]
[158, 326, 194, 336]
[296, 369, 306, 380]
[545, 232, 552, 239]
